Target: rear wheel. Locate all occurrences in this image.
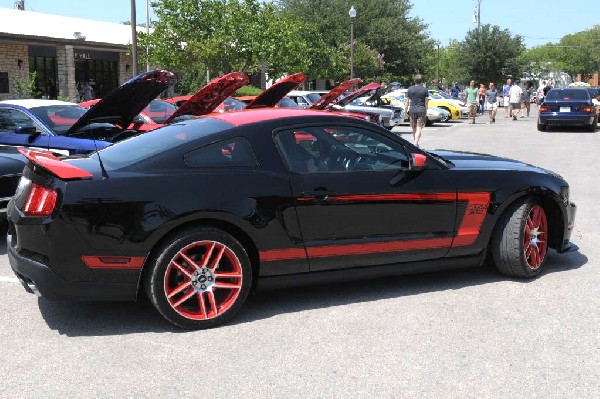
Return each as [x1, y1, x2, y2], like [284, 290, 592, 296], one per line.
[537, 122, 546, 131]
[492, 199, 549, 278]
[144, 227, 252, 329]
[585, 121, 596, 132]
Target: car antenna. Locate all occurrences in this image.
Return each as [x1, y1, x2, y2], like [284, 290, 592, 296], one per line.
[91, 134, 109, 180]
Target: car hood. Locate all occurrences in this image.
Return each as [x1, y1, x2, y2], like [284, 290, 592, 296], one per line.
[309, 78, 362, 110]
[164, 72, 249, 123]
[337, 83, 382, 107]
[66, 70, 175, 136]
[430, 149, 557, 174]
[245, 73, 306, 109]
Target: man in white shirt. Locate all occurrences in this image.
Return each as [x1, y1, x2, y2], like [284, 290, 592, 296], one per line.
[509, 84, 523, 120]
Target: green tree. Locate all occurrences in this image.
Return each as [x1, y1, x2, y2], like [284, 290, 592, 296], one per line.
[139, 0, 333, 86]
[554, 25, 600, 80]
[458, 24, 525, 84]
[277, 0, 433, 81]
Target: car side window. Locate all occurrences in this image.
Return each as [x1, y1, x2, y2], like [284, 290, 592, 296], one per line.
[0, 108, 36, 134]
[185, 137, 257, 168]
[275, 125, 409, 174]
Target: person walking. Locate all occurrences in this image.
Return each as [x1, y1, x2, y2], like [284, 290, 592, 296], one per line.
[463, 80, 479, 124]
[450, 82, 460, 98]
[485, 82, 499, 123]
[477, 83, 486, 115]
[508, 83, 523, 121]
[537, 80, 546, 104]
[503, 78, 513, 118]
[521, 82, 533, 117]
[404, 74, 429, 147]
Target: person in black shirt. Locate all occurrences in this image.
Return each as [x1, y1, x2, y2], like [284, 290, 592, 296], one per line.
[404, 74, 429, 147]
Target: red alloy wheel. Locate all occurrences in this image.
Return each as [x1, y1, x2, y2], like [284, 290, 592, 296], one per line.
[523, 205, 548, 269]
[163, 240, 243, 320]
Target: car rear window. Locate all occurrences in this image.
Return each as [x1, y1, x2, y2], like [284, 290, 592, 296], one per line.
[546, 89, 590, 101]
[98, 118, 233, 168]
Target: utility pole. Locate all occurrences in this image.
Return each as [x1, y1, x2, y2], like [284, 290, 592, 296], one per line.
[146, 0, 150, 72]
[436, 42, 440, 83]
[130, 0, 138, 76]
[475, 0, 482, 31]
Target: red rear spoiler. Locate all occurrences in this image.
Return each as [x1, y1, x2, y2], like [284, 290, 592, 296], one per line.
[18, 147, 93, 180]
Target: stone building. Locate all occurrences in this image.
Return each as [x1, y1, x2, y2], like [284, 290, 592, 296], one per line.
[0, 7, 143, 101]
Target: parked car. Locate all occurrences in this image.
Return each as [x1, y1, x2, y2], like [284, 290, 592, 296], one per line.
[0, 146, 24, 216]
[287, 90, 328, 108]
[0, 69, 175, 155]
[7, 108, 576, 329]
[538, 88, 598, 132]
[388, 89, 462, 120]
[428, 90, 469, 117]
[427, 107, 450, 124]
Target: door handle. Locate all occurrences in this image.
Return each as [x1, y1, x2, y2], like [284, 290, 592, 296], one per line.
[301, 190, 330, 201]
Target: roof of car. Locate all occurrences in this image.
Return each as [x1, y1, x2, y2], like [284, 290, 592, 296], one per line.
[210, 108, 343, 126]
[0, 99, 76, 108]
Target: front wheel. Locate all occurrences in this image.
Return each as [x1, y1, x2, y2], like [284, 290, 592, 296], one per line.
[144, 227, 253, 329]
[492, 199, 549, 278]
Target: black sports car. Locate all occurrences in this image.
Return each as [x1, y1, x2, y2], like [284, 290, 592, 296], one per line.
[7, 108, 577, 329]
[0, 146, 24, 215]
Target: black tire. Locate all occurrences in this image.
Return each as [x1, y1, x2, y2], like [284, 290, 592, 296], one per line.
[585, 122, 595, 132]
[144, 226, 252, 329]
[537, 122, 546, 131]
[491, 198, 549, 278]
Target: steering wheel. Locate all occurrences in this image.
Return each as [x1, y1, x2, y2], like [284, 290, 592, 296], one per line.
[334, 151, 362, 171]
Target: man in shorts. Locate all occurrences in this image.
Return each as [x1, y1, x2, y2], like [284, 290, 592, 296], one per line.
[485, 82, 499, 123]
[503, 78, 513, 117]
[404, 74, 429, 147]
[508, 83, 523, 120]
[463, 80, 479, 124]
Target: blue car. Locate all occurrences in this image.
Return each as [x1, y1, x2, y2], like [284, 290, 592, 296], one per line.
[538, 88, 598, 132]
[0, 69, 175, 155]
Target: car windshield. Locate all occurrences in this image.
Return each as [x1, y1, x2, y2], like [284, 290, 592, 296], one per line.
[97, 117, 233, 169]
[222, 97, 246, 111]
[142, 99, 179, 123]
[434, 91, 453, 100]
[546, 89, 590, 101]
[305, 93, 323, 104]
[277, 98, 301, 108]
[28, 105, 88, 135]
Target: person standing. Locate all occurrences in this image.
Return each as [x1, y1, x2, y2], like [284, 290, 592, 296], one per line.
[404, 74, 429, 147]
[543, 79, 553, 98]
[477, 83, 486, 115]
[508, 83, 523, 120]
[537, 80, 546, 104]
[503, 78, 513, 118]
[463, 80, 479, 124]
[521, 82, 533, 117]
[450, 82, 460, 98]
[485, 82, 499, 123]
[82, 80, 94, 101]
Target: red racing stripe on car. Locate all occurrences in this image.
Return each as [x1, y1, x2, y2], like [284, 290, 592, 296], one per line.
[82, 256, 145, 269]
[261, 192, 491, 261]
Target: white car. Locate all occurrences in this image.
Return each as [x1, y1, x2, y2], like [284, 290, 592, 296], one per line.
[428, 90, 469, 117]
[287, 90, 328, 108]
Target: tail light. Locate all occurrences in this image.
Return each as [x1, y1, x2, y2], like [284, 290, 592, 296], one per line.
[23, 184, 57, 217]
[539, 106, 551, 112]
[579, 106, 593, 113]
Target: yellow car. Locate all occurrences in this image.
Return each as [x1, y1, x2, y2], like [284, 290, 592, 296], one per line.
[386, 89, 463, 120]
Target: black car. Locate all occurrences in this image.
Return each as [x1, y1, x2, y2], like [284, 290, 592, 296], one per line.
[0, 146, 25, 215]
[538, 88, 598, 131]
[7, 108, 577, 329]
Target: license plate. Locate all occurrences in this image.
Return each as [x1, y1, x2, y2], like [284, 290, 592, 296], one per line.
[560, 107, 570, 112]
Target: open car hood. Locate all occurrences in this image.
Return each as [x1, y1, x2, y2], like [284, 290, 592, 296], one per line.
[336, 83, 382, 107]
[164, 72, 249, 123]
[309, 78, 362, 110]
[245, 73, 306, 109]
[65, 70, 175, 136]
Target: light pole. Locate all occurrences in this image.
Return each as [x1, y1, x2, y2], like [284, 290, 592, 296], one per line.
[473, 0, 482, 31]
[130, 0, 138, 76]
[349, 6, 356, 80]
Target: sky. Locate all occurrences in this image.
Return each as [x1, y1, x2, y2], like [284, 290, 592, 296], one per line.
[0, 0, 597, 48]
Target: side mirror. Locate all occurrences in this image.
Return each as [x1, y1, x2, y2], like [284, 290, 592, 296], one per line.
[409, 153, 427, 171]
[15, 125, 37, 135]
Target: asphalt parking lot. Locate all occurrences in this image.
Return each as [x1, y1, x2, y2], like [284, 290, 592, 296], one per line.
[0, 106, 598, 398]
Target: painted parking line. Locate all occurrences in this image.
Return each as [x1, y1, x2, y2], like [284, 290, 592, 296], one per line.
[0, 276, 19, 283]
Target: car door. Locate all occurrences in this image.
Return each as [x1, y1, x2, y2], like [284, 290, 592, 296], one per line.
[0, 107, 51, 147]
[274, 123, 457, 272]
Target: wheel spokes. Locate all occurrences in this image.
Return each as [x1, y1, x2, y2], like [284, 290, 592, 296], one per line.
[167, 281, 191, 299]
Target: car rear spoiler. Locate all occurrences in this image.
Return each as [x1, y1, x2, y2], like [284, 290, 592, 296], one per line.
[18, 147, 93, 180]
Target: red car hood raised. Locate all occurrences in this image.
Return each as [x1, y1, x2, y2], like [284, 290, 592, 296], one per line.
[336, 82, 382, 107]
[245, 73, 306, 109]
[309, 78, 362, 110]
[164, 72, 249, 123]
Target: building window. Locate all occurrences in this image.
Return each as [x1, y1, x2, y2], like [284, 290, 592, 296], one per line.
[29, 56, 58, 99]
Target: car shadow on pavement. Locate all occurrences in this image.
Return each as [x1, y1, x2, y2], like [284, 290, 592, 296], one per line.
[35, 248, 587, 336]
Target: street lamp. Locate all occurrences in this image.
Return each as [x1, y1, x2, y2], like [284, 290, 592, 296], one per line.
[349, 6, 357, 80]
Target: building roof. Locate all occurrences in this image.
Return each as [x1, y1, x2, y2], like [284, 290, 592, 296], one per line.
[0, 7, 143, 46]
